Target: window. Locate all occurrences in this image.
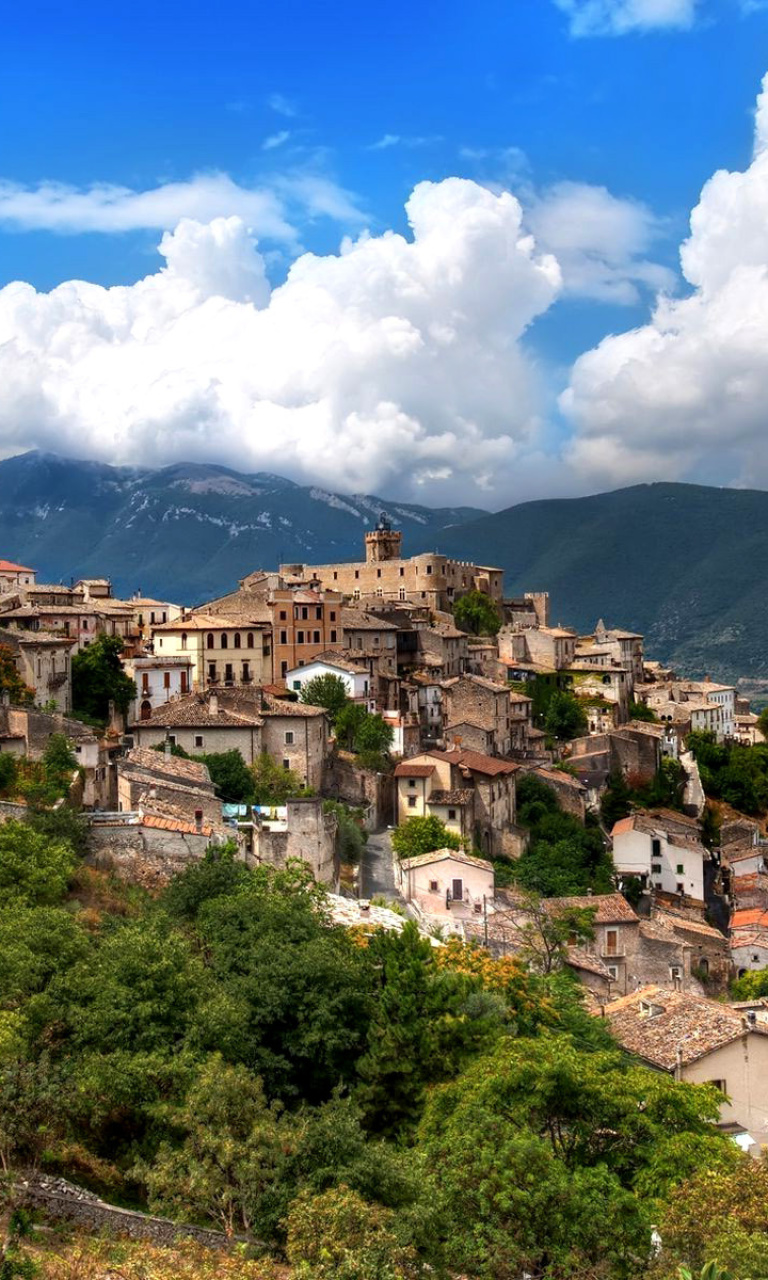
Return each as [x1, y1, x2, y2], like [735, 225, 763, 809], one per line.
[297, 630, 304, 644]
[708, 1079, 727, 1094]
[377, 568, 382, 578]
[408, 778, 416, 788]
[194, 735, 204, 749]
[314, 630, 320, 643]
[429, 880, 438, 892]
[283, 759, 291, 771]
[333, 572, 338, 580]
[448, 808, 456, 820]
[607, 965, 618, 980]
[316, 607, 322, 620]
[142, 673, 150, 693]
[220, 633, 228, 649]
[163, 672, 170, 689]
[676, 863, 684, 875]
[225, 664, 233, 682]
[605, 929, 618, 956]
[168, 735, 177, 746]
[354, 570, 359, 579]
[280, 611, 287, 621]
[330, 629, 337, 643]
[247, 632, 254, 648]
[399, 567, 404, 576]
[651, 837, 661, 858]
[285, 731, 294, 745]
[399, 588, 406, 600]
[234, 633, 241, 649]
[426, 564, 433, 575]
[676, 883, 685, 895]
[150, 611, 156, 625]
[208, 663, 217, 682]
[451, 878, 463, 900]
[330, 610, 336, 621]
[652, 862, 662, 874]
[180, 672, 188, 693]
[301, 606, 308, 620]
[280, 630, 288, 645]
[242, 663, 250, 682]
[293, 680, 301, 690]
[281, 661, 288, 676]
[181, 632, 187, 649]
[353, 589, 360, 601]
[207, 633, 214, 649]
[408, 796, 417, 808]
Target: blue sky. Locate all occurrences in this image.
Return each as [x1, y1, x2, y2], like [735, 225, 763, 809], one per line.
[2, 0, 768, 506]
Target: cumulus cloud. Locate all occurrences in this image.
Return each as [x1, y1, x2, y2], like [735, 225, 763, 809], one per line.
[554, 0, 699, 36]
[0, 172, 363, 243]
[527, 181, 674, 303]
[562, 72, 768, 489]
[0, 180, 562, 504]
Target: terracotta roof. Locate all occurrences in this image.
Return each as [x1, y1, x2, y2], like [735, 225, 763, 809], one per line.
[341, 608, 398, 631]
[602, 985, 753, 1070]
[652, 910, 726, 940]
[123, 746, 213, 786]
[730, 931, 768, 951]
[394, 762, 436, 778]
[731, 908, 768, 930]
[0, 559, 34, 573]
[427, 747, 518, 777]
[567, 948, 613, 979]
[546, 892, 638, 924]
[400, 847, 493, 873]
[533, 766, 586, 792]
[141, 812, 213, 837]
[153, 614, 269, 631]
[136, 694, 263, 728]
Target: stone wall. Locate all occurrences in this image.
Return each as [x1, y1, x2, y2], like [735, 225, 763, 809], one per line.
[323, 751, 395, 829]
[0, 799, 28, 824]
[17, 1174, 243, 1250]
[251, 797, 339, 887]
[86, 821, 220, 888]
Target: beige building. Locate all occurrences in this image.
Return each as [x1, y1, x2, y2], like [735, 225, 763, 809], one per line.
[394, 746, 518, 857]
[151, 614, 273, 690]
[399, 848, 494, 923]
[603, 985, 768, 1149]
[442, 674, 513, 757]
[117, 747, 221, 827]
[0, 558, 36, 593]
[125, 654, 194, 723]
[0, 627, 75, 711]
[279, 518, 504, 613]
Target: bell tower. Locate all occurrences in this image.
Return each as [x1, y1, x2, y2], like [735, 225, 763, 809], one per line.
[364, 512, 402, 563]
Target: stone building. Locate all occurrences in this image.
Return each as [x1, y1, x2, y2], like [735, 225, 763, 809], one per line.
[441, 674, 512, 757]
[398, 848, 495, 924]
[278, 518, 504, 613]
[125, 654, 194, 723]
[394, 746, 519, 857]
[247, 796, 338, 887]
[117, 746, 221, 827]
[0, 627, 75, 711]
[611, 809, 708, 904]
[0, 558, 36, 593]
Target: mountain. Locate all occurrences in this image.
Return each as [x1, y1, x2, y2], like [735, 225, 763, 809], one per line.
[0, 451, 485, 604]
[2, 454, 768, 685]
[435, 482, 768, 685]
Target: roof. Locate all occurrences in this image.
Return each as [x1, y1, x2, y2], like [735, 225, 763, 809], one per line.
[441, 674, 508, 694]
[394, 762, 436, 778]
[731, 908, 768, 930]
[427, 788, 474, 806]
[652, 910, 727, 941]
[533, 766, 586, 792]
[135, 694, 263, 728]
[611, 809, 703, 842]
[0, 627, 75, 649]
[567, 948, 614, 979]
[122, 746, 213, 787]
[153, 613, 269, 631]
[341, 608, 398, 631]
[288, 650, 369, 676]
[400, 847, 494, 873]
[141, 812, 213, 837]
[601, 985, 756, 1070]
[0, 559, 34, 573]
[730, 931, 768, 952]
[427, 747, 518, 777]
[546, 892, 639, 924]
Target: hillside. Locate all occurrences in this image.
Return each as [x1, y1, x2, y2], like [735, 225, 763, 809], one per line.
[437, 482, 768, 685]
[0, 451, 484, 604]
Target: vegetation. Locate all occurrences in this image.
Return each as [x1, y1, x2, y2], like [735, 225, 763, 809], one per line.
[629, 699, 659, 722]
[335, 704, 394, 771]
[544, 689, 589, 741]
[0, 643, 33, 705]
[390, 815, 461, 861]
[688, 730, 768, 815]
[452, 590, 502, 637]
[511, 773, 614, 896]
[323, 798, 368, 864]
[71, 635, 136, 722]
[600, 757, 687, 826]
[300, 673, 350, 723]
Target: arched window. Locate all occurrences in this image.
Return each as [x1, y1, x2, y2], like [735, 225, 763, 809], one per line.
[234, 633, 241, 649]
[247, 632, 254, 649]
[140, 700, 152, 721]
[206, 633, 214, 649]
[221, 633, 228, 649]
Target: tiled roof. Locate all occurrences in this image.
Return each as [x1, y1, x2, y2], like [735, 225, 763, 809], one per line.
[400, 847, 493, 873]
[428, 788, 474, 805]
[602, 985, 753, 1070]
[652, 910, 726, 940]
[394, 762, 436, 778]
[547, 892, 638, 924]
[731, 908, 768, 930]
[123, 747, 212, 786]
[289, 650, 369, 675]
[567, 948, 613, 979]
[341, 608, 398, 631]
[730, 931, 768, 951]
[153, 613, 269, 631]
[0, 627, 75, 648]
[533, 766, 586, 792]
[136, 694, 262, 728]
[442, 674, 508, 694]
[141, 812, 213, 837]
[428, 747, 518, 777]
[0, 559, 34, 573]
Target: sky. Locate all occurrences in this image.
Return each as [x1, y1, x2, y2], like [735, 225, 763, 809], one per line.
[2, 0, 768, 510]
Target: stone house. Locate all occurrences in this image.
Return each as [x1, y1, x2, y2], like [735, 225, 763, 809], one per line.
[592, 622, 644, 691]
[246, 796, 339, 887]
[0, 559, 36, 593]
[527, 765, 588, 821]
[341, 608, 399, 677]
[151, 614, 273, 690]
[731, 930, 768, 977]
[285, 652, 374, 708]
[638, 679, 735, 742]
[0, 701, 116, 808]
[0, 627, 75, 712]
[441, 674, 513, 757]
[508, 691, 534, 752]
[612, 809, 708, 904]
[394, 746, 519, 857]
[568, 663, 630, 726]
[117, 746, 221, 827]
[602, 985, 768, 1148]
[398, 847, 494, 923]
[132, 688, 329, 790]
[278, 521, 504, 613]
[125, 655, 194, 723]
[413, 622, 468, 678]
[0, 598, 137, 654]
[499, 624, 577, 672]
[129, 596, 183, 640]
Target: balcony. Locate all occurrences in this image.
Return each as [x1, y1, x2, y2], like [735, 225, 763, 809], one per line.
[601, 946, 626, 960]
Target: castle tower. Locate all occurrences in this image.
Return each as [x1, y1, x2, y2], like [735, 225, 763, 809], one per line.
[365, 513, 402, 563]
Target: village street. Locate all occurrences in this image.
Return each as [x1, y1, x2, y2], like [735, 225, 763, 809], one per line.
[360, 826, 401, 902]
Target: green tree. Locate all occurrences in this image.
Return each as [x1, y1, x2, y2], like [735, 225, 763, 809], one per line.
[0, 821, 76, 906]
[250, 751, 310, 804]
[544, 690, 588, 741]
[756, 707, 768, 741]
[71, 635, 136, 721]
[301, 674, 350, 724]
[505, 891, 596, 974]
[654, 1157, 768, 1280]
[453, 591, 502, 637]
[0, 756, 16, 797]
[0, 903, 89, 1008]
[141, 1057, 283, 1237]
[285, 1185, 422, 1280]
[195, 749, 254, 803]
[629, 699, 659, 722]
[324, 799, 367, 864]
[391, 815, 461, 861]
[0, 645, 33, 706]
[513, 784, 614, 897]
[336, 704, 394, 769]
[601, 768, 634, 826]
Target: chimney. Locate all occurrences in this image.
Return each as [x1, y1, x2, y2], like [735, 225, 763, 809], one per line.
[209, 693, 219, 717]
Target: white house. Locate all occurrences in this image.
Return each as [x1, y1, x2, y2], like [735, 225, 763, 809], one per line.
[398, 848, 494, 922]
[611, 809, 707, 903]
[284, 653, 374, 709]
[126, 654, 194, 723]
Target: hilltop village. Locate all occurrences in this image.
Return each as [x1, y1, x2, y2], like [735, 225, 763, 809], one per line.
[4, 516, 768, 1163]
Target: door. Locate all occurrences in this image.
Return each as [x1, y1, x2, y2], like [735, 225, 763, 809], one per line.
[451, 878, 463, 901]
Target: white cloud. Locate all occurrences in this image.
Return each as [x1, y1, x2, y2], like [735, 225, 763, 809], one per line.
[262, 131, 291, 151]
[368, 134, 443, 151]
[562, 72, 768, 489]
[0, 171, 363, 245]
[554, 0, 699, 36]
[0, 180, 562, 504]
[527, 180, 675, 303]
[267, 93, 298, 118]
